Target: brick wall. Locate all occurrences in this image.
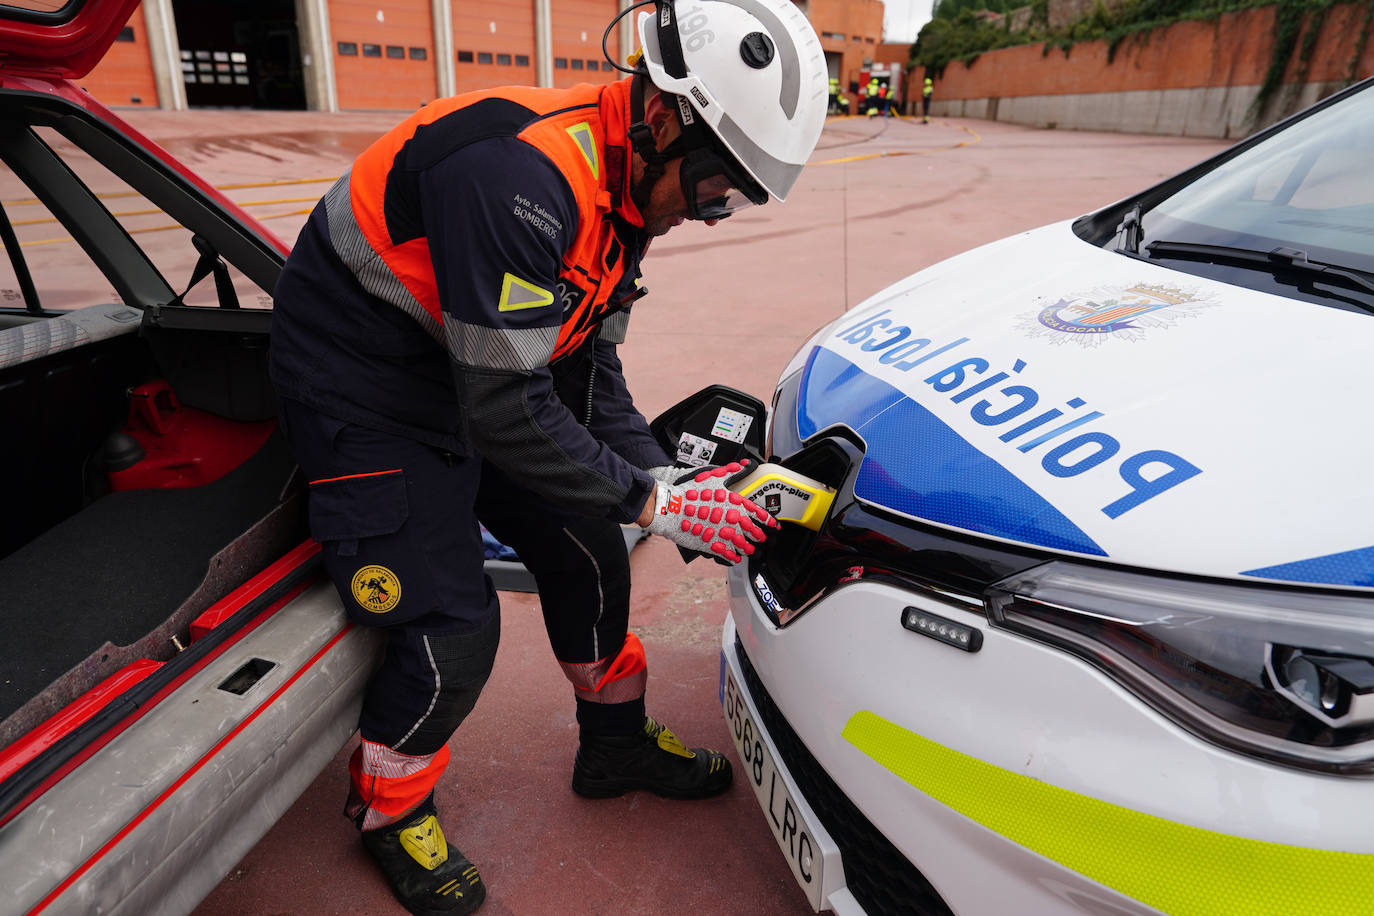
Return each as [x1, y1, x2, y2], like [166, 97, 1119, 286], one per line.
[927, 3, 1374, 137]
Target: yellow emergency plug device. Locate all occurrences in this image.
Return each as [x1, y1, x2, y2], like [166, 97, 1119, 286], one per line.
[728, 463, 836, 532]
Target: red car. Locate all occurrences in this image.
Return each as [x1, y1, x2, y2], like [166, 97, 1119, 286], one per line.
[0, 2, 381, 913]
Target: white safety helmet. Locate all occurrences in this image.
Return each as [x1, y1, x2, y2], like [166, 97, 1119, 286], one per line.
[634, 0, 828, 218]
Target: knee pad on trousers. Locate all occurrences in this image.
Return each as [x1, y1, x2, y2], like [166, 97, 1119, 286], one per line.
[362, 607, 501, 756]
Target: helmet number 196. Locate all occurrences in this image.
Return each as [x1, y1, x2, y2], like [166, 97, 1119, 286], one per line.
[677, 5, 715, 51]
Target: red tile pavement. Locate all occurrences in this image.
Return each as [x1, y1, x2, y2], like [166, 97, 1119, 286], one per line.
[99, 106, 1229, 916]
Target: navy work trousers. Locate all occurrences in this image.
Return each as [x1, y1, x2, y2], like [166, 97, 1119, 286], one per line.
[278, 397, 641, 758]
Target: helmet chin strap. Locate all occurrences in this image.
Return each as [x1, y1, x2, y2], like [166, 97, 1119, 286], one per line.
[627, 71, 685, 216]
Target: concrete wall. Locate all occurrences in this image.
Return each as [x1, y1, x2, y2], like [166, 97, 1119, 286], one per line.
[928, 3, 1374, 138]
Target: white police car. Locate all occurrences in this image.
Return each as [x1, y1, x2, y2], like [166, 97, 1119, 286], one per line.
[713, 76, 1374, 914]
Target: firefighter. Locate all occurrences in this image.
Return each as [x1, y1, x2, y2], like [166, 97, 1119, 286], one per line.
[828, 75, 840, 114]
[923, 75, 934, 123]
[268, 0, 828, 913]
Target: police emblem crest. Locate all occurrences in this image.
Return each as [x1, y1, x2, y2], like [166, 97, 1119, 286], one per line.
[1018, 282, 1218, 346]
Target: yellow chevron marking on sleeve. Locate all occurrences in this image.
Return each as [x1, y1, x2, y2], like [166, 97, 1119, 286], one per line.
[497, 273, 554, 312]
[842, 710, 1374, 916]
[566, 122, 599, 181]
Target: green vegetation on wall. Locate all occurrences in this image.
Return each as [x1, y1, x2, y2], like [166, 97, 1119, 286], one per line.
[910, 0, 1374, 121]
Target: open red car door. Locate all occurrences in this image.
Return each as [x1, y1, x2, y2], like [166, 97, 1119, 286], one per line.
[0, 0, 141, 78]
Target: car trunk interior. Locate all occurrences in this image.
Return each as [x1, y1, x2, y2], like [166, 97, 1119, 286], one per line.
[0, 88, 309, 753]
[0, 307, 306, 749]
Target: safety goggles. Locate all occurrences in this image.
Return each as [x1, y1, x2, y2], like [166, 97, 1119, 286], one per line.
[677, 126, 769, 221]
[645, 0, 768, 221]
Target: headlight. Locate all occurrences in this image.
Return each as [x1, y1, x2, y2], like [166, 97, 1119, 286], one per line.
[987, 562, 1374, 775]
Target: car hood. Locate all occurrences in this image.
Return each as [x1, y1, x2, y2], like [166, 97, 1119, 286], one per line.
[795, 222, 1374, 590]
[0, 0, 141, 78]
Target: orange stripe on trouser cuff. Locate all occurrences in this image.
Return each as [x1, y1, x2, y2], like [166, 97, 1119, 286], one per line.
[346, 739, 451, 831]
[559, 632, 648, 705]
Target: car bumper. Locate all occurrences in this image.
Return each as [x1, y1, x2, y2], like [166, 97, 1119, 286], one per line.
[723, 567, 1374, 915]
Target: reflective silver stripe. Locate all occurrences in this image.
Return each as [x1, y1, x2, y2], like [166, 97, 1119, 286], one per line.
[600, 309, 631, 345]
[349, 739, 443, 830]
[392, 635, 442, 750]
[574, 670, 647, 704]
[563, 527, 606, 659]
[559, 656, 613, 691]
[323, 170, 443, 342]
[358, 738, 438, 779]
[443, 318, 558, 371]
[559, 657, 648, 704]
[715, 112, 805, 200]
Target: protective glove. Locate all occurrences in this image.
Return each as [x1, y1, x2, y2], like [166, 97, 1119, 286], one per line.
[645, 465, 679, 486]
[645, 460, 780, 565]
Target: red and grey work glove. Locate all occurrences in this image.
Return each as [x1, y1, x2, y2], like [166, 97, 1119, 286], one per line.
[645, 466, 679, 486]
[645, 460, 780, 566]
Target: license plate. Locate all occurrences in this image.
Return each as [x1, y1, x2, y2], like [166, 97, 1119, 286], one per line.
[721, 661, 825, 910]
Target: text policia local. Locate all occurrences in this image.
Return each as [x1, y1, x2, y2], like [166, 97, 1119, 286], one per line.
[832, 310, 1201, 519]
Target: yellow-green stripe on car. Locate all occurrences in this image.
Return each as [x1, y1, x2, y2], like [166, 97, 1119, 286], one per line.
[842, 711, 1374, 916]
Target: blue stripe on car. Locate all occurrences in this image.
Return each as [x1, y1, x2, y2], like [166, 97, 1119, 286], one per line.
[1242, 546, 1374, 588]
[798, 348, 1107, 556]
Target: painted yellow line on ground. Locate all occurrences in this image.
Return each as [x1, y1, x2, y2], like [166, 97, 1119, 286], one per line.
[233, 196, 322, 207]
[213, 176, 340, 191]
[8, 117, 970, 229]
[814, 121, 981, 166]
[2, 176, 339, 208]
[843, 710, 1374, 916]
[12, 197, 321, 228]
[18, 207, 315, 247]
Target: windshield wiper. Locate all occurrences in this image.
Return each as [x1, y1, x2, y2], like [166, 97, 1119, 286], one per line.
[1143, 240, 1374, 308]
[1113, 204, 1144, 254]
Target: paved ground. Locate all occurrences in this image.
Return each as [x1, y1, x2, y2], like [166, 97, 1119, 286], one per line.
[95, 106, 1230, 916]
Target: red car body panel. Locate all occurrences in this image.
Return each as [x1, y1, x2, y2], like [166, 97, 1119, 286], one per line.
[0, 0, 143, 78]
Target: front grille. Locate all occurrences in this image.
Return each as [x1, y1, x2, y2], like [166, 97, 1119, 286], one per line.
[735, 636, 952, 916]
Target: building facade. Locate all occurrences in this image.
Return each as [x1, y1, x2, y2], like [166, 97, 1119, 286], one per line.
[78, 0, 891, 112]
[806, 0, 885, 99]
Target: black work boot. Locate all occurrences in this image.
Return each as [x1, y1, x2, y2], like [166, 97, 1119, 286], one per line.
[571, 715, 733, 799]
[361, 797, 485, 916]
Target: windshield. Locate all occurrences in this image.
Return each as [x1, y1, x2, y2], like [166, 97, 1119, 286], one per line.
[1141, 85, 1374, 276]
